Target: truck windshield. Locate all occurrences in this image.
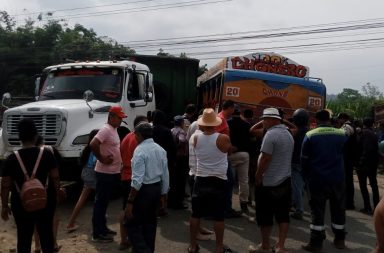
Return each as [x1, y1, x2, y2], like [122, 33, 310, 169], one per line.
[39, 68, 123, 102]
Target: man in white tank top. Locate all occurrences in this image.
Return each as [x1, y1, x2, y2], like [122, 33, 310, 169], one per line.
[188, 108, 233, 253]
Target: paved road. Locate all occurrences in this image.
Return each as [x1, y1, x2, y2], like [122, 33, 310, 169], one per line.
[0, 175, 381, 253]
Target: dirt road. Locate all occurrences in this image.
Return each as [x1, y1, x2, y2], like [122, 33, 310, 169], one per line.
[0, 175, 381, 253]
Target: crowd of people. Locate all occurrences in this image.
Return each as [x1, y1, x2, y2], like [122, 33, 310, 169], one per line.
[1, 101, 384, 253]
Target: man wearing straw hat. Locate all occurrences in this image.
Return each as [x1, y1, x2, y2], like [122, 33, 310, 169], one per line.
[188, 108, 233, 253]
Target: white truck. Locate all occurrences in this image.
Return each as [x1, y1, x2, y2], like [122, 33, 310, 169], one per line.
[0, 60, 155, 180]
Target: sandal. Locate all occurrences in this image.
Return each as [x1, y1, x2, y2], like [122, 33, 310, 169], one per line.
[199, 227, 214, 235]
[222, 246, 233, 253]
[53, 245, 62, 252]
[66, 224, 79, 233]
[187, 244, 200, 253]
[196, 233, 211, 241]
[272, 245, 289, 253]
[249, 244, 271, 253]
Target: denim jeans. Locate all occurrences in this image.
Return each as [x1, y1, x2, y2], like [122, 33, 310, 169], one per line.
[125, 182, 161, 253]
[92, 172, 120, 237]
[291, 163, 305, 214]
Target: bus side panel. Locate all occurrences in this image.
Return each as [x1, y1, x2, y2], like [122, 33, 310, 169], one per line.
[221, 78, 324, 119]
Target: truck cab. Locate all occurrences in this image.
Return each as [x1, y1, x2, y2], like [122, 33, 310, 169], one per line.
[0, 60, 155, 180]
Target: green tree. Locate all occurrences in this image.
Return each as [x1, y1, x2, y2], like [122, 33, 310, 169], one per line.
[157, 48, 173, 57]
[327, 86, 383, 119]
[0, 11, 135, 96]
[362, 82, 383, 99]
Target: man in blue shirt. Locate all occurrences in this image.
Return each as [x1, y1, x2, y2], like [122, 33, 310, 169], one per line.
[124, 122, 169, 253]
[301, 109, 348, 253]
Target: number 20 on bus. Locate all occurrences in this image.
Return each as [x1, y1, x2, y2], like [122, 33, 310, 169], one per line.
[308, 97, 322, 108]
[226, 87, 240, 97]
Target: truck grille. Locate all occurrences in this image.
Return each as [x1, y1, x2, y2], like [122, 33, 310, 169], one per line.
[5, 114, 62, 146]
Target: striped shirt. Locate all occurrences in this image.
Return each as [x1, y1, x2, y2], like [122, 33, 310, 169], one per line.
[260, 124, 294, 186]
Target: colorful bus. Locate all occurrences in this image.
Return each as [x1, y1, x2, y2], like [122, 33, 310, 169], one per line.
[197, 52, 326, 121]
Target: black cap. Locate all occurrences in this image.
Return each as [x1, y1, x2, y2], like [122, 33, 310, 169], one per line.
[174, 115, 185, 125]
[315, 109, 331, 122]
[337, 112, 350, 120]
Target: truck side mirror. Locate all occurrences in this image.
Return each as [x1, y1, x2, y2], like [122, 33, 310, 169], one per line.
[83, 90, 94, 102]
[144, 92, 153, 102]
[83, 90, 94, 118]
[2, 92, 11, 108]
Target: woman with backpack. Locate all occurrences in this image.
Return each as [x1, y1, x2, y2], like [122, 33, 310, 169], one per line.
[1, 118, 60, 253]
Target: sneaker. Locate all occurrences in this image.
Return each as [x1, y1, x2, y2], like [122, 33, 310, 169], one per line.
[333, 239, 346, 249]
[248, 216, 256, 223]
[104, 228, 117, 235]
[360, 208, 373, 215]
[92, 234, 113, 243]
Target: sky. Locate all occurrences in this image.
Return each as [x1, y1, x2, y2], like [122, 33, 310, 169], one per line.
[1, 0, 384, 95]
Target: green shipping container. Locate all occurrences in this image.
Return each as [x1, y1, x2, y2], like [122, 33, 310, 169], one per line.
[127, 55, 200, 118]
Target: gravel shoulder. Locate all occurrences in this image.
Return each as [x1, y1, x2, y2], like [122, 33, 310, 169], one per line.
[0, 174, 382, 253]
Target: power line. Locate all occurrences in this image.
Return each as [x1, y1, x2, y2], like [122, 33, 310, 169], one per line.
[11, 0, 157, 17]
[3, 16, 384, 64]
[20, 0, 232, 21]
[2, 36, 384, 60]
[176, 37, 384, 57]
[120, 17, 384, 44]
[122, 22, 384, 48]
[197, 43, 384, 61]
[135, 30, 384, 52]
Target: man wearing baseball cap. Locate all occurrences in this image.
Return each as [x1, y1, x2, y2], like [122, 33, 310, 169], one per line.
[90, 105, 127, 242]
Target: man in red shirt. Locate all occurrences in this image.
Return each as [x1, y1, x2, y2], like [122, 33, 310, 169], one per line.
[216, 100, 241, 218]
[90, 106, 127, 242]
[119, 115, 148, 250]
[215, 100, 234, 136]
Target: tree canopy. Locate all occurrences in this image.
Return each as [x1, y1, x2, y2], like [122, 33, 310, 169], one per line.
[0, 11, 134, 96]
[327, 83, 384, 120]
